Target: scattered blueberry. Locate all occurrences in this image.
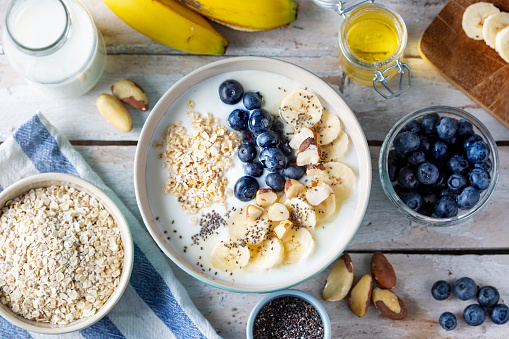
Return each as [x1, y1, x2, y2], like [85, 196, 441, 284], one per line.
[219, 79, 243, 104]
[477, 286, 500, 308]
[400, 190, 423, 211]
[474, 159, 492, 172]
[432, 140, 448, 159]
[491, 304, 509, 325]
[456, 119, 474, 136]
[243, 162, 264, 177]
[280, 164, 306, 180]
[421, 112, 440, 134]
[463, 134, 482, 152]
[234, 176, 259, 202]
[257, 131, 280, 148]
[408, 151, 426, 166]
[434, 196, 458, 218]
[243, 91, 263, 110]
[265, 173, 286, 192]
[248, 108, 272, 135]
[456, 186, 480, 210]
[237, 143, 257, 163]
[437, 117, 458, 140]
[402, 120, 421, 133]
[432, 280, 452, 301]
[394, 131, 420, 154]
[259, 147, 287, 172]
[447, 154, 470, 174]
[278, 141, 293, 157]
[227, 109, 249, 131]
[466, 140, 490, 164]
[439, 312, 457, 331]
[398, 167, 419, 189]
[453, 277, 477, 301]
[447, 173, 467, 191]
[417, 162, 439, 185]
[469, 168, 490, 191]
[463, 304, 486, 326]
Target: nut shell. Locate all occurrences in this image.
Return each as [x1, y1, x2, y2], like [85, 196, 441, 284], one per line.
[372, 287, 407, 320]
[323, 252, 353, 301]
[348, 274, 372, 317]
[371, 252, 397, 289]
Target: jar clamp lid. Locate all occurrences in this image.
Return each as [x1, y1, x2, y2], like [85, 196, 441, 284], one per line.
[313, 0, 411, 99]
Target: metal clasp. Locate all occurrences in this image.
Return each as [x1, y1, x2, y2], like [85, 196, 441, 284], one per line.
[372, 60, 411, 99]
[313, 0, 374, 16]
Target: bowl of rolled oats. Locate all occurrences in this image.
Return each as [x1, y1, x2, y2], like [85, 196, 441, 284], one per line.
[0, 173, 133, 334]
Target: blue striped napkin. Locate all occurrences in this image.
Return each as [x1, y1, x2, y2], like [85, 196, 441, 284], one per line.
[0, 114, 221, 339]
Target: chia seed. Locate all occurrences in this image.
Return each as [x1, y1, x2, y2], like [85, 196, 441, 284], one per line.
[253, 296, 324, 339]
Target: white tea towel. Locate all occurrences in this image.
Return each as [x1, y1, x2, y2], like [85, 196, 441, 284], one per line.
[0, 113, 221, 339]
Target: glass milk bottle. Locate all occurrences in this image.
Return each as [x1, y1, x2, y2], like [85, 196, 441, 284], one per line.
[2, 0, 106, 98]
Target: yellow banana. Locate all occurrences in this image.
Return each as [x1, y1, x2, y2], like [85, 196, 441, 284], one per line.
[103, 0, 228, 55]
[178, 0, 298, 32]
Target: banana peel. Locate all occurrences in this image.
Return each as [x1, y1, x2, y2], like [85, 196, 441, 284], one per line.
[103, 0, 228, 55]
[179, 0, 298, 32]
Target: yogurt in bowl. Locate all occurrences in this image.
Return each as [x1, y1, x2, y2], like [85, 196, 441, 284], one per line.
[134, 57, 371, 292]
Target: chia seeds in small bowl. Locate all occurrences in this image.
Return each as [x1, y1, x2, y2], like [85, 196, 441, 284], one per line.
[246, 289, 331, 339]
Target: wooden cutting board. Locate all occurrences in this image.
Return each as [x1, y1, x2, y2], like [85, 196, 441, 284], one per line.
[419, 0, 509, 128]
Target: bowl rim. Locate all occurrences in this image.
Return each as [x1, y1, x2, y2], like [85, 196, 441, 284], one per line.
[0, 173, 134, 334]
[379, 105, 499, 226]
[134, 56, 371, 293]
[245, 289, 331, 339]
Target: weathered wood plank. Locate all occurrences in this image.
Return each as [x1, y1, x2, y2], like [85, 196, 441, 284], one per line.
[77, 145, 509, 251]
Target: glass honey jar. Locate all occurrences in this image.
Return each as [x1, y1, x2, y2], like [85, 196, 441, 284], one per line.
[314, 0, 411, 99]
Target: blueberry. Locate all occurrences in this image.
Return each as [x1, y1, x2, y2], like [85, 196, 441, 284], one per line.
[447, 173, 467, 191]
[393, 184, 405, 196]
[271, 118, 285, 136]
[234, 176, 259, 201]
[219, 79, 243, 104]
[491, 304, 509, 325]
[243, 162, 264, 177]
[439, 188, 458, 199]
[265, 173, 286, 192]
[466, 140, 490, 164]
[227, 109, 249, 131]
[257, 131, 280, 148]
[421, 113, 440, 134]
[434, 196, 458, 218]
[248, 108, 272, 135]
[432, 280, 452, 301]
[439, 312, 457, 331]
[463, 304, 486, 326]
[469, 168, 490, 191]
[394, 131, 420, 154]
[400, 190, 423, 211]
[420, 201, 435, 217]
[417, 162, 439, 185]
[477, 286, 500, 308]
[397, 167, 419, 189]
[237, 143, 257, 163]
[431, 171, 446, 189]
[243, 91, 263, 110]
[388, 149, 399, 161]
[453, 277, 477, 301]
[457, 119, 474, 136]
[432, 140, 448, 160]
[418, 135, 432, 153]
[463, 134, 482, 152]
[401, 120, 421, 133]
[388, 159, 398, 182]
[259, 147, 287, 172]
[456, 186, 480, 210]
[447, 154, 470, 174]
[408, 151, 426, 167]
[437, 117, 458, 140]
[280, 164, 305, 180]
[242, 131, 256, 144]
[474, 159, 492, 172]
[278, 141, 293, 157]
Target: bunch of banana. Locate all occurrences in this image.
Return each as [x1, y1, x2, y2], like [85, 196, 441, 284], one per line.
[102, 0, 297, 55]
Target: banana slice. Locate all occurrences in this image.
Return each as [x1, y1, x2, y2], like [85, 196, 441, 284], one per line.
[280, 89, 323, 129]
[315, 193, 336, 221]
[249, 236, 284, 270]
[315, 109, 342, 146]
[307, 162, 356, 201]
[462, 2, 500, 40]
[285, 197, 317, 228]
[483, 12, 509, 48]
[306, 181, 333, 206]
[495, 26, 509, 62]
[211, 236, 250, 272]
[321, 132, 350, 162]
[282, 227, 314, 265]
[229, 209, 270, 246]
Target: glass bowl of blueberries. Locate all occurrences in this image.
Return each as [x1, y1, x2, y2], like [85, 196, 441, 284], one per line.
[379, 106, 499, 226]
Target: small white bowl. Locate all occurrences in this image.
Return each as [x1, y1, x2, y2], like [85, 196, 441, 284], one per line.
[0, 173, 133, 334]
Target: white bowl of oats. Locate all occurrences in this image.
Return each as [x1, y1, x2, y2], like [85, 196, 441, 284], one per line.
[0, 173, 133, 334]
[135, 56, 371, 293]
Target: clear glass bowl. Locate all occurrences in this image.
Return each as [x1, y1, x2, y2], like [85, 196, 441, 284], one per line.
[379, 106, 499, 226]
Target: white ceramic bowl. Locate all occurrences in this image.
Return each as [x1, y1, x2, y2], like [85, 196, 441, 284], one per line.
[134, 56, 371, 292]
[0, 173, 133, 334]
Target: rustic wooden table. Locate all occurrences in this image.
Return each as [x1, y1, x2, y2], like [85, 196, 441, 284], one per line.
[1, 0, 509, 338]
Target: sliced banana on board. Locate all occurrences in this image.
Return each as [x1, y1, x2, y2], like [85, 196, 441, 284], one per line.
[307, 162, 356, 201]
[462, 2, 500, 40]
[282, 227, 314, 265]
[315, 109, 342, 146]
[211, 236, 250, 272]
[249, 236, 285, 270]
[321, 132, 350, 162]
[495, 26, 509, 62]
[280, 89, 323, 129]
[483, 11, 509, 48]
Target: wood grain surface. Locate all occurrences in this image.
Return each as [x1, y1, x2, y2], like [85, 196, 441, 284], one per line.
[419, 0, 509, 128]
